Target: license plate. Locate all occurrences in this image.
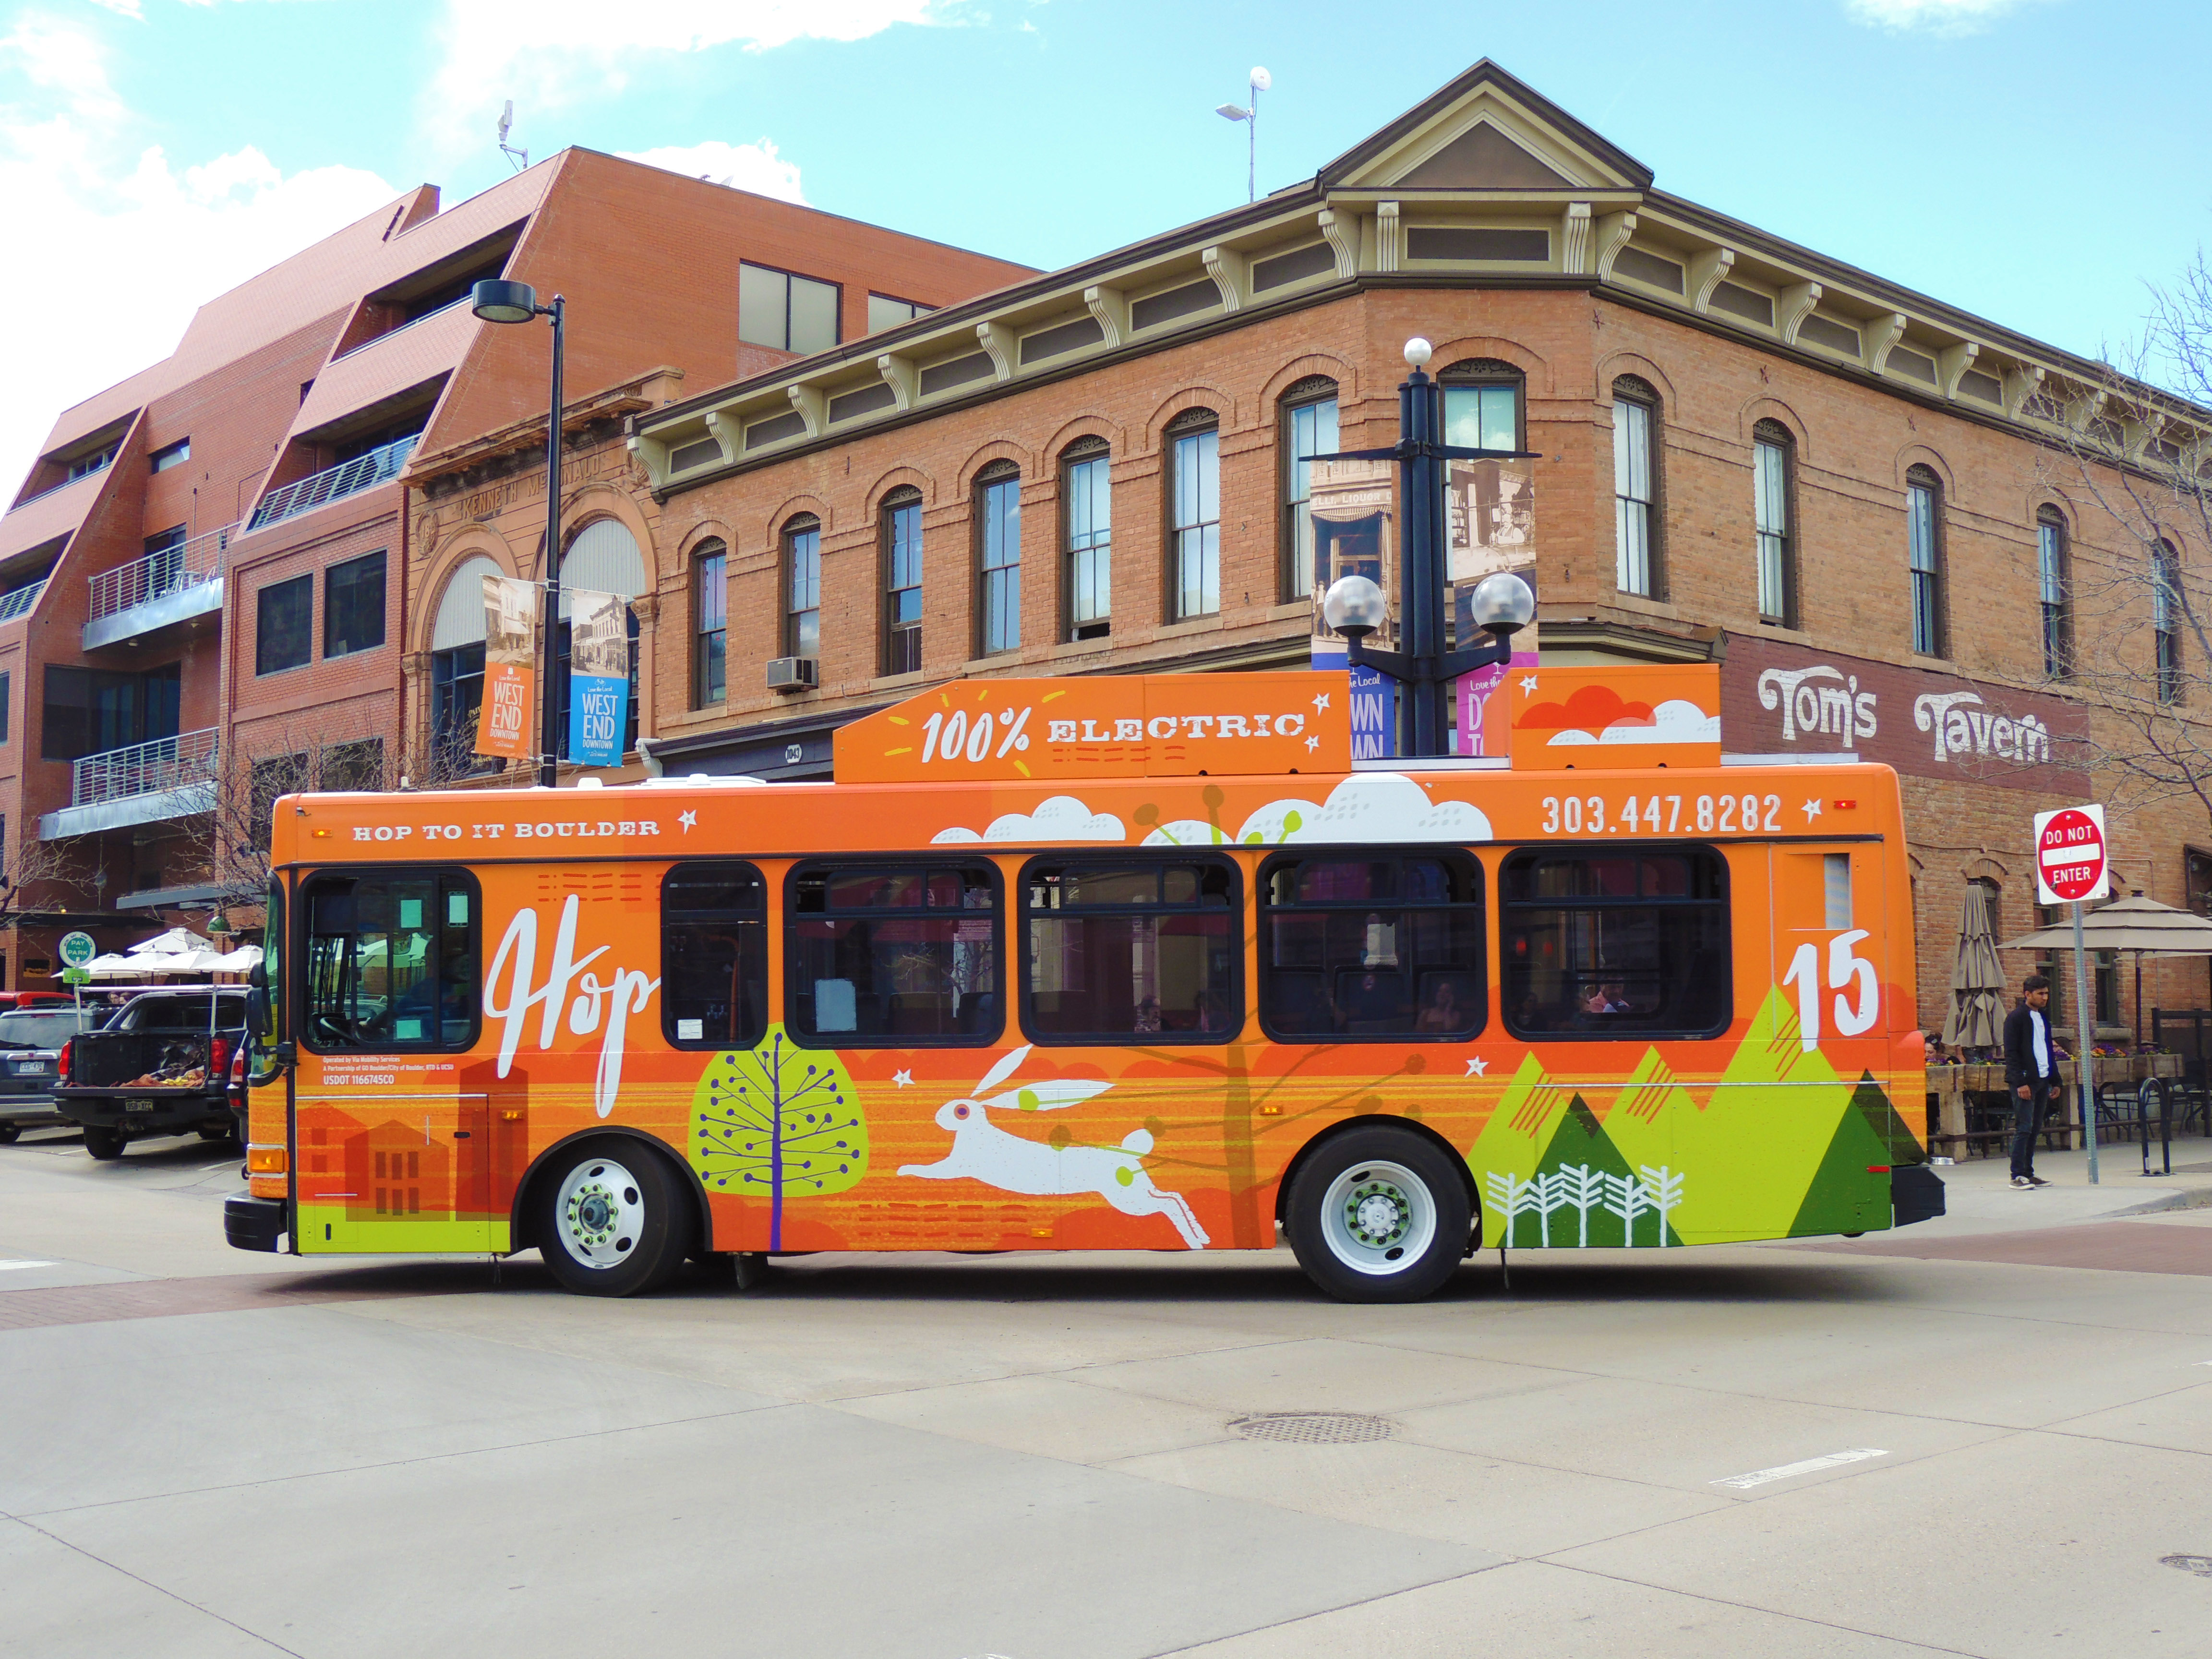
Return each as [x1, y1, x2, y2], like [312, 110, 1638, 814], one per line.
[126, 1098, 157, 1112]
[15, 1062, 46, 1074]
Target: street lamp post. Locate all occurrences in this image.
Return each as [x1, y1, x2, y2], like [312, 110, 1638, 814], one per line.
[470, 278, 567, 788]
[1319, 338, 1539, 757]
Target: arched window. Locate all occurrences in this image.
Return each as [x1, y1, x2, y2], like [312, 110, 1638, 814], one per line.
[429, 553, 504, 778]
[1439, 358, 1523, 451]
[692, 538, 726, 708]
[1061, 439, 1111, 641]
[1166, 409, 1219, 620]
[1753, 419, 1796, 626]
[781, 514, 821, 660]
[2154, 538, 2183, 705]
[1279, 375, 1338, 601]
[2036, 507, 2070, 678]
[1906, 465, 1946, 657]
[1612, 375, 1660, 598]
[881, 489, 923, 674]
[556, 518, 644, 757]
[974, 465, 1021, 655]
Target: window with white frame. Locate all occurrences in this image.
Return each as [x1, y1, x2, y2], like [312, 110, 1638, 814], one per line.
[1168, 413, 1220, 620]
[1612, 380, 1656, 596]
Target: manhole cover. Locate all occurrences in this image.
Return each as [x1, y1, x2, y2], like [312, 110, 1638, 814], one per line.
[1229, 1412, 1395, 1445]
[2162, 1554, 2212, 1578]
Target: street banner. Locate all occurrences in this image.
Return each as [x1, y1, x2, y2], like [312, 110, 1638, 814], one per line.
[475, 575, 537, 760]
[1306, 458, 1395, 758]
[565, 588, 631, 767]
[1445, 459, 1537, 757]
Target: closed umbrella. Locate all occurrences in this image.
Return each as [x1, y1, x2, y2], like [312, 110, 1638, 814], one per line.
[1942, 883, 2006, 1051]
[2000, 891, 2212, 1046]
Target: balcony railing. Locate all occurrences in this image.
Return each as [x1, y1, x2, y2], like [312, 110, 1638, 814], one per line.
[330, 295, 470, 361]
[87, 523, 234, 623]
[248, 434, 417, 530]
[0, 579, 47, 623]
[72, 727, 220, 810]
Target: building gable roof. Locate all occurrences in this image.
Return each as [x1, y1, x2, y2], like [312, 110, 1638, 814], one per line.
[1320, 59, 1653, 192]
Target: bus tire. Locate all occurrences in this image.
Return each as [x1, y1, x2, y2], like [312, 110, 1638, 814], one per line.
[83, 1127, 127, 1161]
[1285, 1127, 1471, 1304]
[536, 1141, 691, 1298]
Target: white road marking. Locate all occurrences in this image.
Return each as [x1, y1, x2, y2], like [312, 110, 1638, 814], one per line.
[0, 1260, 57, 1271]
[1711, 1448, 1888, 1489]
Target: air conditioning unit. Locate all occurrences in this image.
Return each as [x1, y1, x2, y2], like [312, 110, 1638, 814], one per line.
[766, 656, 818, 691]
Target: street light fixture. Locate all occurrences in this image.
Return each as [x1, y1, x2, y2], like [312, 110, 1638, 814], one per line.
[470, 277, 567, 789]
[1214, 66, 1271, 203]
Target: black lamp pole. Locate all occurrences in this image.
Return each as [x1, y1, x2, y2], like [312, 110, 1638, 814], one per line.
[1313, 351, 1539, 757]
[469, 279, 566, 788]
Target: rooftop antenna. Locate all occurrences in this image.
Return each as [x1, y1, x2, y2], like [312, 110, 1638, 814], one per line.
[1214, 66, 1271, 204]
[497, 100, 529, 173]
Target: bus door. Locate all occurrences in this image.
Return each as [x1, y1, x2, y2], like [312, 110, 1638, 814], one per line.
[293, 867, 492, 1254]
[1772, 842, 1886, 1056]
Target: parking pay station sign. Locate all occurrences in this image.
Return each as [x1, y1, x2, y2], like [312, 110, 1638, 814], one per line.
[57, 931, 96, 970]
[2034, 804, 2109, 905]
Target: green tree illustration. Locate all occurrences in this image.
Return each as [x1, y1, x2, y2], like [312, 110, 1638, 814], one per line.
[690, 1025, 866, 1249]
[1786, 1072, 1915, 1238]
[1514, 1094, 1684, 1248]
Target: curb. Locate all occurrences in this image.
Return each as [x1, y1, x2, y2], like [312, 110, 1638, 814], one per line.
[2109, 1185, 2212, 1217]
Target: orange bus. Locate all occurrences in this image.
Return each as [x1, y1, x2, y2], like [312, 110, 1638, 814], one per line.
[225, 664, 1941, 1301]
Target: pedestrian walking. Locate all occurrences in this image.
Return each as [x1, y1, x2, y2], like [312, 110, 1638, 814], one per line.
[2001, 974, 2057, 1189]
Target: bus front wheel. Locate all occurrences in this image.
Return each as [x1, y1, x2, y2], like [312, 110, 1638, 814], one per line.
[1286, 1127, 1471, 1303]
[536, 1142, 690, 1297]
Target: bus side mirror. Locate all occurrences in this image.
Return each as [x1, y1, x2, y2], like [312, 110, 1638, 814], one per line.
[248, 962, 267, 993]
[246, 986, 268, 1035]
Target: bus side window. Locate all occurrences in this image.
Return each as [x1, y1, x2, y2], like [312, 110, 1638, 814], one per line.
[1257, 852, 1485, 1042]
[300, 868, 481, 1053]
[1500, 847, 1730, 1040]
[663, 861, 768, 1049]
[1021, 858, 1239, 1044]
[785, 862, 1001, 1046]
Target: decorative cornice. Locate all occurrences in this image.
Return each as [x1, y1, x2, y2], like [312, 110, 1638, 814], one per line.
[1201, 245, 1248, 312]
[1561, 202, 1591, 276]
[1777, 280, 1821, 345]
[1317, 208, 1359, 278]
[1082, 284, 1128, 349]
[1593, 210, 1636, 280]
[1374, 202, 1401, 274]
[1688, 246, 1734, 314]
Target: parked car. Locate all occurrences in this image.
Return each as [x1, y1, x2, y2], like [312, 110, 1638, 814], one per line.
[0, 991, 77, 1011]
[53, 990, 249, 1159]
[0, 1005, 108, 1141]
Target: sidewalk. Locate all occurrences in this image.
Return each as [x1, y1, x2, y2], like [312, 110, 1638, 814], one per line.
[1913, 1139, 2212, 1238]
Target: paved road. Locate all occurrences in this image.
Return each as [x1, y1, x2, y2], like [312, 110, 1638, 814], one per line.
[3, 1126, 2211, 1659]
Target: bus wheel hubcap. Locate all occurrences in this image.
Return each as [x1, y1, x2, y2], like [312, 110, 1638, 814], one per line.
[1321, 1160, 1436, 1275]
[557, 1159, 643, 1269]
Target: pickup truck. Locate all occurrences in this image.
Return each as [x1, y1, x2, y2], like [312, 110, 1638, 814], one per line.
[53, 990, 249, 1159]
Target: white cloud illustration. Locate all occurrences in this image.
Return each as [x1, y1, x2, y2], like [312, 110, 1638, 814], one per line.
[1547, 698, 1719, 747]
[930, 795, 1125, 844]
[1141, 773, 1492, 847]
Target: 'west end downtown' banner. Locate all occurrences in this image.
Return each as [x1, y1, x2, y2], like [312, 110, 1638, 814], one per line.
[474, 575, 537, 761]
[566, 588, 632, 768]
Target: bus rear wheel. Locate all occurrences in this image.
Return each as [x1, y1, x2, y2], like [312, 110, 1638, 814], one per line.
[1286, 1127, 1470, 1303]
[535, 1142, 690, 1298]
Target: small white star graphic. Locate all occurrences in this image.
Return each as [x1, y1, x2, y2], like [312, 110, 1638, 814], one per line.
[1312, 691, 1331, 711]
[1520, 674, 1539, 694]
[1801, 797, 1822, 824]
[678, 809, 697, 831]
[1466, 1056, 1489, 1077]
[1305, 734, 1320, 752]
[891, 1070, 914, 1088]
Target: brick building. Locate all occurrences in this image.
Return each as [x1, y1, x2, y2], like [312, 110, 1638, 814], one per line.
[606, 60, 2211, 1045]
[0, 150, 1030, 980]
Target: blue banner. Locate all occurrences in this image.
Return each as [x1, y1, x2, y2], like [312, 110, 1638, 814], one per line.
[1310, 640, 1395, 759]
[568, 673, 627, 767]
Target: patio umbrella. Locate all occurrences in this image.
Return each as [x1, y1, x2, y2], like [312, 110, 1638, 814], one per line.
[130, 927, 213, 957]
[1942, 883, 2006, 1051]
[2000, 892, 2212, 1045]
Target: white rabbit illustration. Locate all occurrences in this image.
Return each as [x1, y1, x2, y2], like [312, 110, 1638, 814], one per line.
[897, 1045, 1210, 1249]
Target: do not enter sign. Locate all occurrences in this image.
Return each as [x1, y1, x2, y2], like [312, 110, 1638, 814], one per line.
[2034, 803, 2109, 904]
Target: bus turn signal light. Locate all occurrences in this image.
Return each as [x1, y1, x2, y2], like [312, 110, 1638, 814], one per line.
[247, 1145, 289, 1175]
[1867, 1165, 1891, 1174]
[1834, 799, 1857, 810]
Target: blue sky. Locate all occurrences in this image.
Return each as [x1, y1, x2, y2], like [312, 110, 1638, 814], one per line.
[3, 0, 2207, 490]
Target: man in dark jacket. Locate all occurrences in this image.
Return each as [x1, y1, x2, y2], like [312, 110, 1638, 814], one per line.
[2001, 974, 2057, 1189]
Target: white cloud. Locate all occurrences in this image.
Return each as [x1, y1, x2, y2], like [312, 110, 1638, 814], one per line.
[0, 16, 396, 493]
[1548, 699, 1721, 747]
[1142, 774, 1493, 848]
[617, 138, 804, 203]
[931, 795, 1125, 844]
[1843, 0, 2042, 32]
[424, 0, 956, 156]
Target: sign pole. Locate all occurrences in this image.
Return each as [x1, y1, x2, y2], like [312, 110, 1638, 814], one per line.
[2071, 899, 2097, 1185]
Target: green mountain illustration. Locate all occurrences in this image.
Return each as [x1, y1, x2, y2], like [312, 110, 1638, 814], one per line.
[1787, 1071, 1920, 1237]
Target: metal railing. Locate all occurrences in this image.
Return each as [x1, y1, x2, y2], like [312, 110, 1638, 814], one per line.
[72, 727, 220, 809]
[0, 579, 47, 623]
[247, 434, 417, 530]
[87, 523, 234, 622]
[330, 295, 470, 361]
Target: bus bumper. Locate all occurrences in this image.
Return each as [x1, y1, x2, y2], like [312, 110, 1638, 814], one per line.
[225, 1192, 289, 1253]
[1891, 1165, 1946, 1228]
